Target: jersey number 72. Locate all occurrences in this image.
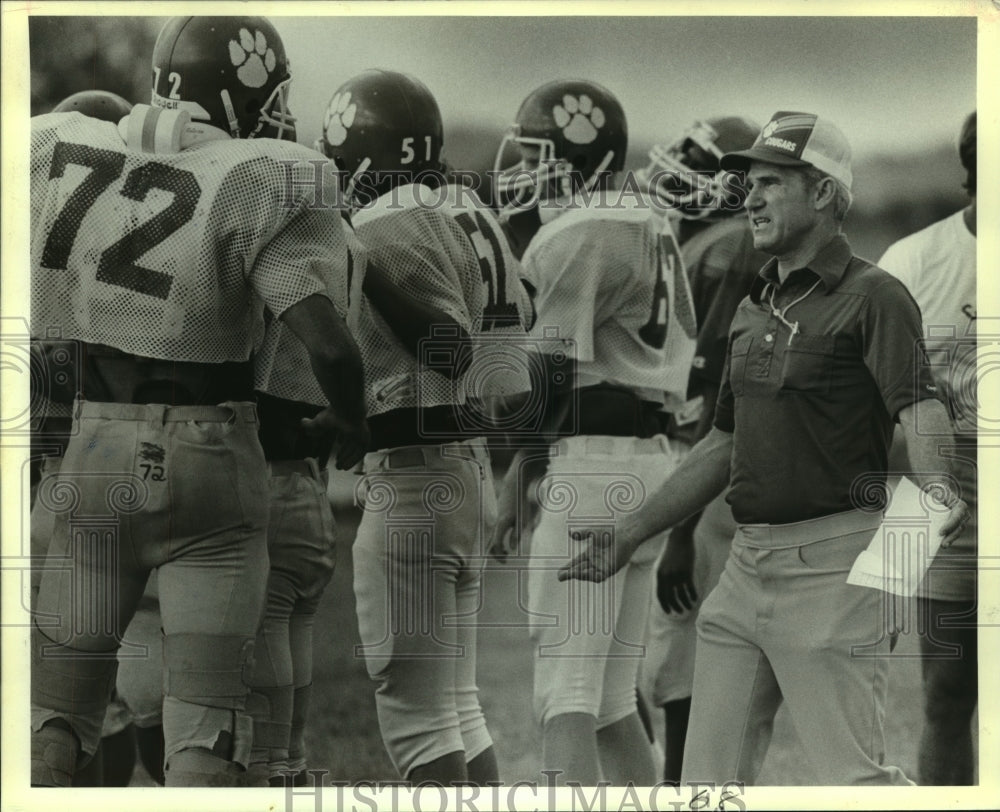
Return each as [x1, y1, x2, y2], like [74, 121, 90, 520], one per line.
[40, 142, 201, 300]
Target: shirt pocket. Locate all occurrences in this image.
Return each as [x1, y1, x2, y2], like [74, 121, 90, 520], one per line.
[780, 334, 836, 394]
[728, 333, 753, 396]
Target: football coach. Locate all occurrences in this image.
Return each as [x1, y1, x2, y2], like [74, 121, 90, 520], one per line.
[557, 111, 970, 785]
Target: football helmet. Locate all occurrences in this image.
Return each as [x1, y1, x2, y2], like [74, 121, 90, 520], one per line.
[317, 69, 445, 207]
[494, 79, 627, 211]
[52, 90, 133, 122]
[150, 16, 295, 140]
[636, 116, 759, 220]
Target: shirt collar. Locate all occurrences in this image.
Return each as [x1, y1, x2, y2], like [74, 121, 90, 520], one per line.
[750, 234, 853, 303]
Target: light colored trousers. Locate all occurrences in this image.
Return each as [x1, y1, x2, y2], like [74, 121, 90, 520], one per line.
[682, 508, 913, 786]
[528, 435, 686, 728]
[352, 440, 497, 778]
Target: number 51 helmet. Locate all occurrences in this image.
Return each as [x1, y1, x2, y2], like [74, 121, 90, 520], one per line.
[150, 16, 296, 140]
[636, 116, 759, 220]
[317, 69, 445, 207]
[494, 79, 627, 212]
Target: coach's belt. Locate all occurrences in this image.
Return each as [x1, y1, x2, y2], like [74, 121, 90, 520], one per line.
[736, 508, 883, 550]
[75, 398, 259, 425]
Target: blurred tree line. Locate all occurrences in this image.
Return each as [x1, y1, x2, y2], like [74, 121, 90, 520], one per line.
[30, 17, 164, 114]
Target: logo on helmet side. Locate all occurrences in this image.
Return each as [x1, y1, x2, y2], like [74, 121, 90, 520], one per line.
[552, 94, 605, 145]
[324, 91, 357, 147]
[228, 28, 277, 89]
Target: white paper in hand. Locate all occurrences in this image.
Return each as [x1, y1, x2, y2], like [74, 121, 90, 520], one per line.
[846, 478, 948, 597]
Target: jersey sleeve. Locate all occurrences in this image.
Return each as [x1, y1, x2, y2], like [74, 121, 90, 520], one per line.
[860, 275, 941, 419]
[365, 239, 473, 331]
[247, 206, 343, 318]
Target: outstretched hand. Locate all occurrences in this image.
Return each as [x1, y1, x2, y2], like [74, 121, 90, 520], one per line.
[301, 408, 370, 470]
[557, 527, 634, 583]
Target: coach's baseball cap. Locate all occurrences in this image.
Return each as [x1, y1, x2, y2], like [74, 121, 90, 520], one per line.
[720, 111, 853, 190]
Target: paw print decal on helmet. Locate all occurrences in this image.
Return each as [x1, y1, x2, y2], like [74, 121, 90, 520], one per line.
[229, 28, 277, 89]
[323, 91, 357, 147]
[552, 94, 606, 145]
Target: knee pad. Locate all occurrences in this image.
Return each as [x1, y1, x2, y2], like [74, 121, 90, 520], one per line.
[162, 698, 254, 772]
[162, 632, 254, 709]
[246, 685, 293, 769]
[32, 623, 119, 717]
[164, 746, 247, 787]
[31, 722, 79, 787]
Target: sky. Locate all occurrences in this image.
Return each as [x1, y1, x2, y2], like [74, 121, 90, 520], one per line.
[276, 13, 976, 161]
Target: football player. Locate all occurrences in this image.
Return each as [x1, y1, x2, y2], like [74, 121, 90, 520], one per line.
[636, 116, 771, 783]
[30, 15, 367, 787]
[318, 68, 533, 785]
[490, 79, 694, 786]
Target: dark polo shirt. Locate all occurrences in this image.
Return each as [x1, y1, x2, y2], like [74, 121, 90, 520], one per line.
[683, 216, 771, 388]
[714, 234, 939, 525]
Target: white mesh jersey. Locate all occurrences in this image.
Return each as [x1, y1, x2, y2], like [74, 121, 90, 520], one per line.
[253, 216, 367, 406]
[352, 183, 533, 416]
[879, 209, 977, 434]
[522, 192, 697, 404]
[30, 110, 346, 363]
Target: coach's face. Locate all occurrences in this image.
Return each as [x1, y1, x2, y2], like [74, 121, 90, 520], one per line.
[744, 161, 820, 257]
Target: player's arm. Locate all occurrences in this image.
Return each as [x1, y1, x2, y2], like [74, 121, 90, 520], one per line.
[897, 399, 969, 547]
[279, 293, 369, 470]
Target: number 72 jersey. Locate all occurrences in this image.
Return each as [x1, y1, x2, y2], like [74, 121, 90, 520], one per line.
[30, 111, 347, 363]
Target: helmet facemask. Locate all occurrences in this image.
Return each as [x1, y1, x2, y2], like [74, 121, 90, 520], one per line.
[637, 120, 738, 220]
[251, 76, 296, 140]
[494, 130, 616, 218]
